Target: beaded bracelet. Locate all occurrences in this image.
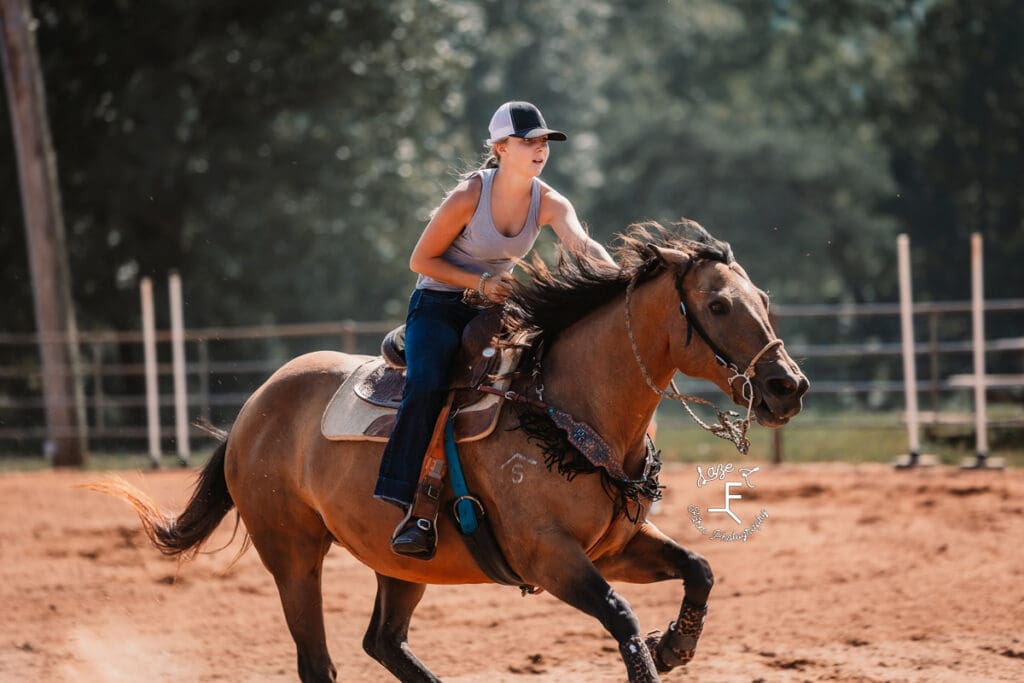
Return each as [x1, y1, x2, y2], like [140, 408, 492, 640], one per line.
[477, 272, 492, 295]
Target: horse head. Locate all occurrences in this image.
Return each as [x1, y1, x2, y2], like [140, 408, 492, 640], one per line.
[640, 225, 808, 428]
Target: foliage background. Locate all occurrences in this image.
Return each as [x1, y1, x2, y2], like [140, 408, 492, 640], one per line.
[2, 0, 1022, 426]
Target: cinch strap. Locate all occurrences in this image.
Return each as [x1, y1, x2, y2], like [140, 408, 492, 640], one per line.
[444, 416, 534, 592]
[445, 419, 478, 534]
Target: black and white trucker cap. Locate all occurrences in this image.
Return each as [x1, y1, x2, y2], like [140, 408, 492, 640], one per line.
[488, 101, 567, 142]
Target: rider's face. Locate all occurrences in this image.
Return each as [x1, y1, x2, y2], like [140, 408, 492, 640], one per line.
[498, 136, 549, 176]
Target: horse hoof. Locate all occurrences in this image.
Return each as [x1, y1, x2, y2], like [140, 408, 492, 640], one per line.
[647, 602, 707, 671]
[620, 634, 660, 682]
[643, 630, 671, 673]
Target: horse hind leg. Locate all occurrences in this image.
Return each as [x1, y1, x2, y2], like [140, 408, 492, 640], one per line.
[363, 573, 439, 683]
[249, 510, 336, 683]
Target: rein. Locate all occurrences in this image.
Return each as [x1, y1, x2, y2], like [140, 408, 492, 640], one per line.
[624, 266, 783, 455]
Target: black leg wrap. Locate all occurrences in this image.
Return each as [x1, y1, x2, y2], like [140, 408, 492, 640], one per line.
[619, 634, 660, 682]
[646, 601, 707, 672]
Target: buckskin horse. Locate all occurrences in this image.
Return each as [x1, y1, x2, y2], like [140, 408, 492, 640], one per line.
[95, 221, 807, 682]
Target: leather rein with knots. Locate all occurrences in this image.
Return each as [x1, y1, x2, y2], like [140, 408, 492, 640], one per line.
[624, 258, 783, 455]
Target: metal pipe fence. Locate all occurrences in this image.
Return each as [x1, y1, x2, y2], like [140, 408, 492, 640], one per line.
[1, 301, 1021, 455]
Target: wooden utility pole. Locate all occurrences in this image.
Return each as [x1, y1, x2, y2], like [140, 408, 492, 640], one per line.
[1, 0, 84, 465]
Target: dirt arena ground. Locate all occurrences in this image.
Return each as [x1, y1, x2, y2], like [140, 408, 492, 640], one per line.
[1, 462, 1022, 682]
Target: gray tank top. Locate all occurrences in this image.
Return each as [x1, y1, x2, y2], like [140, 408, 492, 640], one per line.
[416, 168, 543, 292]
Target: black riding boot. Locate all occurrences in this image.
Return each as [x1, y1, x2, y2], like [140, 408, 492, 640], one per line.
[390, 513, 436, 560]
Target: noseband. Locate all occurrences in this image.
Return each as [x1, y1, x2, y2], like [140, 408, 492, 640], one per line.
[624, 264, 784, 454]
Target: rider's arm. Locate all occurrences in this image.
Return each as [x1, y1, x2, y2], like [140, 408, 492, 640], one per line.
[541, 188, 617, 267]
[409, 176, 512, 301]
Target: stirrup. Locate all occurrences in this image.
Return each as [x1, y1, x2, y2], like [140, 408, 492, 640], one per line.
[390, 511, 437, 560]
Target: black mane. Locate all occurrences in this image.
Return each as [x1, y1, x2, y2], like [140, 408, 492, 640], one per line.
[502, 219, 734, 356]
[499, 219, 734, 521]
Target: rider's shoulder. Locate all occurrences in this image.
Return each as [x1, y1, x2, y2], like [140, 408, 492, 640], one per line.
[430, 174, 481, 222]
[439, 174, 484, 214]
[537, 179, 569, 203]
[537, 180, 574, 216]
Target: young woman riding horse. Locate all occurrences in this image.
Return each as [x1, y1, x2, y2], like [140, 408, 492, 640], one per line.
[92, 164, 808, 681]
[375, 101, 615, 558]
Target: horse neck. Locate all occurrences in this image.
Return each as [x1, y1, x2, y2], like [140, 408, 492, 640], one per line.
[542, 272, 678, 475]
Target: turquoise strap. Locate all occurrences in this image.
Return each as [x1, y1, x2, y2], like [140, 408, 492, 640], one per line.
[444, 418, 478, 534]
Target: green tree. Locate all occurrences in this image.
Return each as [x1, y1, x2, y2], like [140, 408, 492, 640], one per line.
[879, 0, 1024, 302]
[4, 0, 1021, 340]
[27, 0, 483, 331]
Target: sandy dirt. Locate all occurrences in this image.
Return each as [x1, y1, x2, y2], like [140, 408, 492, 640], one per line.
[1, 462, 1022, 682]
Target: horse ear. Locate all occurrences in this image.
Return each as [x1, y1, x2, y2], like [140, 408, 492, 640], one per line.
[730, 262, 751, 281]
[646, 244, 691, 269]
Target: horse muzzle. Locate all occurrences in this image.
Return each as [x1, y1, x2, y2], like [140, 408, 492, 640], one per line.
[750, 368, 809, 427]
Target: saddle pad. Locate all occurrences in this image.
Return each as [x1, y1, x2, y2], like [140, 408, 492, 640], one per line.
[321, 348, 519, 444]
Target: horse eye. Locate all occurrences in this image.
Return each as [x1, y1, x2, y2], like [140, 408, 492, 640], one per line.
[708, 300, 728, 315]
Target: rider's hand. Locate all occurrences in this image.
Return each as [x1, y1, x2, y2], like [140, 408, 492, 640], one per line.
[482, 273, 515, 303]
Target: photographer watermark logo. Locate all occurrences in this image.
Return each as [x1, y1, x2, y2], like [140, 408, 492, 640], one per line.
[688, 463, 768, 542]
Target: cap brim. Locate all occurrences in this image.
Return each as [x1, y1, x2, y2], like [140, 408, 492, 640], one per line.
[513, 128, 567, 141]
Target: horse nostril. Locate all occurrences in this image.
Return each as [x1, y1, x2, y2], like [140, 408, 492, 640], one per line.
[766, 375, 798, 398]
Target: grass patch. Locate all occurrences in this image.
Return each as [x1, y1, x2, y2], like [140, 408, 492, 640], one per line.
[654, 410, 1023, 468]
[1, 409, 1020, 470]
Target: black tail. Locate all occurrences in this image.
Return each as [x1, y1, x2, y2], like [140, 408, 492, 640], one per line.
[83, 442, 234, 558]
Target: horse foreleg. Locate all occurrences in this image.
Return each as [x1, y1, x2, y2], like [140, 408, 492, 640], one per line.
[527, 533, 660, 682]
[362, 573, 439, 683]
[596, 522, 713, 673]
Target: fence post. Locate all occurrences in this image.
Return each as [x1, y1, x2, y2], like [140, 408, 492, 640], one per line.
[169, 272, 190, 466]
[928, 311, 939, 415]
[140, 277, 161, 468]
[197, 339, 211, 421]
[772, 427, 783, 464]
[962, 233, 1002, 469]
[895, 235, 935, 468]
[342, 321, 356, 354]
[1, 0, 85, 466]
[91, 342, 105, 433]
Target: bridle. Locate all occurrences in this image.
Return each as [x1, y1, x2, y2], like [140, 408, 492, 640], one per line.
[624, 260, 783, 454]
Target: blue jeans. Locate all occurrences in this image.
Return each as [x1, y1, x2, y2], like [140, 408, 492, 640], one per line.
[374, 288, 480, 508]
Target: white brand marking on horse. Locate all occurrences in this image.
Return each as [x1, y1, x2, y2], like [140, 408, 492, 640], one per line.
[501, 453, 537, 484]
